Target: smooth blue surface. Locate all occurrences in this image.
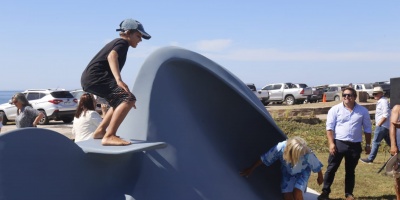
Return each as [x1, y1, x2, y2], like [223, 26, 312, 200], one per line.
[76, 139, 167, 154]
[119, 47, 287, 199]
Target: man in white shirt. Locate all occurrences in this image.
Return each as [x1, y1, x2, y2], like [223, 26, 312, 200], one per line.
[360, 86, 391, 163]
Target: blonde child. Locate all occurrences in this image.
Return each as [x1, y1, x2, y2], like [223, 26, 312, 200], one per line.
[241, 136, 323, 200]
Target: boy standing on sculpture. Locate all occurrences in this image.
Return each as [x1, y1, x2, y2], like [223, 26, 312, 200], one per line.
[81, 18, 151, 146]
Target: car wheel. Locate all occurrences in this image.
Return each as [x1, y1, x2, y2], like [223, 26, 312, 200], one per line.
[38, 110, 49, 125]
[285, 95, 295, 105]
[334, 95, 340, 101]
[0, 111, 8, 125]
[62, 117, 73, 124]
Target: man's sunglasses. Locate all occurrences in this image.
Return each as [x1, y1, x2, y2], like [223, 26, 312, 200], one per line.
[342, 93, 354, 98]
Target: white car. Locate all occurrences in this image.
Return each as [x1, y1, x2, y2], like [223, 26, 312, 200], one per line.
[0, 89, 78, 125]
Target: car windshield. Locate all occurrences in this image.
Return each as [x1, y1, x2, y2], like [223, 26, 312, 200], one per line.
[51, 91, 74, 98]
[298, 84, 308, 88]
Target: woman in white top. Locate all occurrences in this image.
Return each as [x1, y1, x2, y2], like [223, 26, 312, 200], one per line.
[72, 93, 102, 142]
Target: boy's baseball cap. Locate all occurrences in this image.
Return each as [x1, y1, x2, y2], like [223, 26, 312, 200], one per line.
[116, 18, 151, 40]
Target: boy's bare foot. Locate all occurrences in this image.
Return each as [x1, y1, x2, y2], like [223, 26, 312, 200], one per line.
[93, 129, 106, 139]
[102, 135, 131, 146]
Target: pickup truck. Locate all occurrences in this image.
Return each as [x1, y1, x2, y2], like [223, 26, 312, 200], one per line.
[246, 83, 270, 105]
[260, 83, 311, 105]
[354, 83, 374, 99]
[303, 86, 324, 103]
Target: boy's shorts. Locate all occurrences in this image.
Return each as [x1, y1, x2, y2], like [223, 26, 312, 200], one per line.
[84, 82, 136, 108]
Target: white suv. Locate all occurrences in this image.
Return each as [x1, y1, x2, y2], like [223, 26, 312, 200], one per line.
[0, 89, 78, 125]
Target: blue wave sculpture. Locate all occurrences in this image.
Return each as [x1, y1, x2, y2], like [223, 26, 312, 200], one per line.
[0, 47, 293, 200]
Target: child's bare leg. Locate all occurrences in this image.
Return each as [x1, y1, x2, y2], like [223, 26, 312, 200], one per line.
[292, 188, 303, 200]
[283, 192, 294, 200]
[102, 101, 134, 146]
[93, 107, 114, 139]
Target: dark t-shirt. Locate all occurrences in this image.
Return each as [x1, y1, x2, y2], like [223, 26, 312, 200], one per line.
[81, 38, 129, 89]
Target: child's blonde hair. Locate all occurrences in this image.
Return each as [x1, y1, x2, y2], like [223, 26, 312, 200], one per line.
[283, 137, 310, 166]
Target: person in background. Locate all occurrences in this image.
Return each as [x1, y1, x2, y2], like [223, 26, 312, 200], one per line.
[81, 18, 151, 146]
[12, 93, 44, 128]
[241, 136, 323, 200]
[360, 86, 391, 163]
[72, 93, 102, 142]
[318, 87, 372, 200]
[94, 95, 109, 118]
[389, 105, 400, 200]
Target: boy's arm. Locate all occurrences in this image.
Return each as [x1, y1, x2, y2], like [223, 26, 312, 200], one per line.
[108, 50, 130, 94]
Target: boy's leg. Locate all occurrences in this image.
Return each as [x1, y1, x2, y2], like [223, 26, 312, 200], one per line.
[101, 104, 108, 118]
[93, 107, 114, 139]
[102, 101, 135, 146]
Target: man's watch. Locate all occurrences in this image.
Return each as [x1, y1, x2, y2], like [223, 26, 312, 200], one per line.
[366, 144, 371, 147]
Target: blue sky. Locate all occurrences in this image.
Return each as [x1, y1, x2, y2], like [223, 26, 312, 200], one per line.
[1, 0, 399, 90]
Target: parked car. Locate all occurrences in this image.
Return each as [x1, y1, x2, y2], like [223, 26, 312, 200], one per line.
[70, 89, 104, 114]
[324, 84, 347, 101]
[260, 83, 312, 105]
[354, 83, 374, 99]
[70, 89, 85, 100]
[0, 89, 78, 125]
[304, 86, 325, 103]
[246, 83, 270, 105]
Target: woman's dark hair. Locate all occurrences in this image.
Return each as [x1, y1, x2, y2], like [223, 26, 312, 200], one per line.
[13, 93, 32, 114]
[74, 93, 96, 118]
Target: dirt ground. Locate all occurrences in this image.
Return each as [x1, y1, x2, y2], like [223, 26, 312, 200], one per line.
[266, 99, 377, 119]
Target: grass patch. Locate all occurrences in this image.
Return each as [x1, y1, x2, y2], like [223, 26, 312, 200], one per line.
[274, 118, 395, 199]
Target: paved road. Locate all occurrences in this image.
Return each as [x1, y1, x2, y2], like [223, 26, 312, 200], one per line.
[1, 121, 73, 139]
